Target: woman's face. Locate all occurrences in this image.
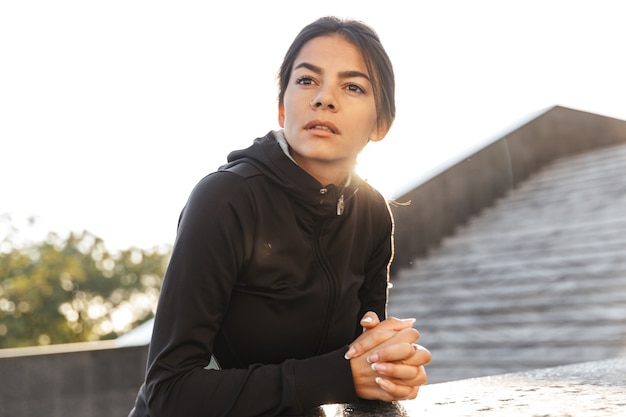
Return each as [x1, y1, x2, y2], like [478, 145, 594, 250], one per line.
[278, 35, 388, 176]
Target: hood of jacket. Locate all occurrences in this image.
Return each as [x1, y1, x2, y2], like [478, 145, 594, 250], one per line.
[221, 131, 362, 217]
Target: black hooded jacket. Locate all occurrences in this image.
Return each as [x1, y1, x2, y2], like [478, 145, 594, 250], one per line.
[129, 131, 394, 417]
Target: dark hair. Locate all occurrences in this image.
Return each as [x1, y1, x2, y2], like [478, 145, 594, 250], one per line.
[278, 16, 396, 130]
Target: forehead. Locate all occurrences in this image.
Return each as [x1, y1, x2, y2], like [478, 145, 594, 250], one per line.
[293, 34, 368, 72]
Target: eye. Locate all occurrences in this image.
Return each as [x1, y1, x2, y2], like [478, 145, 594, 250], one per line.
[295, 75, 316, 86]
[346, 83, 365, 94]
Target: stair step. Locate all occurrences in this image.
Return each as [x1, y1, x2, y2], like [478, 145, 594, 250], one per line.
[388, 143, 626, 383]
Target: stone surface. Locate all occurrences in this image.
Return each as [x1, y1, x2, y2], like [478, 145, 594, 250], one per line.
[321, 358, 626, 416]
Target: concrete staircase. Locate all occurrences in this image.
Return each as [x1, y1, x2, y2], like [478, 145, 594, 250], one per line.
[388, 143, 626, 383]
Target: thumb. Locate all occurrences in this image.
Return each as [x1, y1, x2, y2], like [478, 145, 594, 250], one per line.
[360, 311, 380, 332]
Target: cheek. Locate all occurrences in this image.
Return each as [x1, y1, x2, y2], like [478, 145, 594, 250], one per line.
[358, 108, 380, 138]
[281, 96, 304, 130]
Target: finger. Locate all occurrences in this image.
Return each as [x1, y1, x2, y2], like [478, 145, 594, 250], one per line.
[371, 361, 419, 380]
[345, 329, 397, 360]
[365, 328, 420, 362]
[346, 318, 417, 359]
[362, 316, 416, 333]
[378, 343, 431, 366]
[375, 377, 420, 401]
[360, 311, 380, 332]
[376, 316, 417, 332]
[406, 344, 432, 366]
[367, 341, 415, 364]
[390, 365, 428, 389]
[372, 363, 428, 387]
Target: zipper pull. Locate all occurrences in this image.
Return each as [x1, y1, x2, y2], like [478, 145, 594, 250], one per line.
[337, 194, 344, 215]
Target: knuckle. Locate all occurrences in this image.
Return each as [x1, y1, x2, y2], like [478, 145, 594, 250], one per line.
[374, 329, 394, 344]
[387, 316, 407, 329]
[396, 328, 419, 343]
[351, 341, 364, 354]
[406, 327, 420, 339]
[408, 365, 420, 380]
[417, 366, 428, 385]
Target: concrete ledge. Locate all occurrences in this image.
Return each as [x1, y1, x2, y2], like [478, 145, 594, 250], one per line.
[0, 340, 622, 416]
[323, 357, 626, 416]
[0, 340, 119, 358]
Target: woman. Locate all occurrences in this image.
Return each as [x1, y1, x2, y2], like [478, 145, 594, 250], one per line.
[129, 16, 430, 417]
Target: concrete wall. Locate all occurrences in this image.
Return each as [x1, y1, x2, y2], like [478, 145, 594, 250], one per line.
[1, 342, 623, 416]
[390, 106, 626, 272]
[0, 341, 147, 417]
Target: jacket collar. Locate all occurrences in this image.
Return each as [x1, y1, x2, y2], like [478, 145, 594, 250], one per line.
[273, 129, 352, 187]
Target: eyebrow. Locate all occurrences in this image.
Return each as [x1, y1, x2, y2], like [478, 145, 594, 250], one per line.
[294, 62, 371, 82]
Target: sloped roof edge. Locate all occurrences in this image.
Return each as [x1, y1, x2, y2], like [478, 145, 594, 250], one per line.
[391, 105, 626, 199]
[389, 105, 626, 270]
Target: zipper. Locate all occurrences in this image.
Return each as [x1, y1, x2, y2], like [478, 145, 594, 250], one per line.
[337, 194, 344, 215]
[312, 220, 339, 354]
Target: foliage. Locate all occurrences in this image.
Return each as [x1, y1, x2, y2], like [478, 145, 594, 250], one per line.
[0, 217, 170, 348]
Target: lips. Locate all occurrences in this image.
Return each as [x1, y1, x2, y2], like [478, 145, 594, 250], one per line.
[304, 120, 340, 134]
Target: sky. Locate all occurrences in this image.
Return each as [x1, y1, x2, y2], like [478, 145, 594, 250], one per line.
[1, 0, 625, 251]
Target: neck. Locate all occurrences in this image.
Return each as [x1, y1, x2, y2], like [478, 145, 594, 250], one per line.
[272, 130, 353, 186]
[294, 157, 352, 187]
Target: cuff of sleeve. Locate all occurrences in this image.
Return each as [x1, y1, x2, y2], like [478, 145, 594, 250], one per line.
[290, 346, 359, 410]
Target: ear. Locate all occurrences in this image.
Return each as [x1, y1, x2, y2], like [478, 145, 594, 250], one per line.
[368, 120, 390, 143]
[278, 104, 285, 128]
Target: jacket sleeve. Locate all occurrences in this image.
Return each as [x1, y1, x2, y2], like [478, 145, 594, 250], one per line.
[357, 192, 394, 324]
[139, 172, 360, 417]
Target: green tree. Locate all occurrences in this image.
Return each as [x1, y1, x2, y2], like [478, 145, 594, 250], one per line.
[0, 219, 170, 348]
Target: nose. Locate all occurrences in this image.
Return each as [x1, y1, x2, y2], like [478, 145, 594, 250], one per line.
[310, 88, 337, 111]
[311, 99, 335, 110]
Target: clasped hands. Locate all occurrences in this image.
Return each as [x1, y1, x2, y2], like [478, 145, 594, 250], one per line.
[346, 312, 431, 402]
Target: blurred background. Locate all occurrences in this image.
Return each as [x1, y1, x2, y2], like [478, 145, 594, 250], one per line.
[1, 0, 625, 354]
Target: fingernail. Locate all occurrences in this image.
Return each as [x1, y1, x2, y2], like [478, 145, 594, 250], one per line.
[402, 318, 416, 324]
[344, 347, 356, 360]
[361, 316, 374, 323]
[371, 363, 387, 373]
[367, 353, 379, 363]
